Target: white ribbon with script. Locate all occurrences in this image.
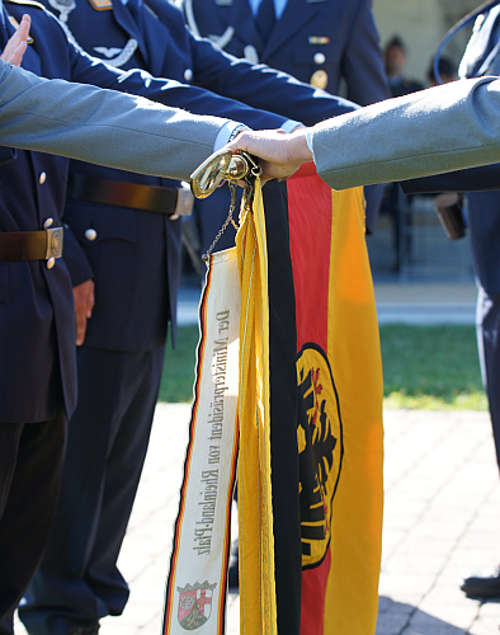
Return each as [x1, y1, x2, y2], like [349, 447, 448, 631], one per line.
[163, 248, 240, 635]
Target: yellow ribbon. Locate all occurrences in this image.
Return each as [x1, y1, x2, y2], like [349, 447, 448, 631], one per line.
[235, 178, 277, 635]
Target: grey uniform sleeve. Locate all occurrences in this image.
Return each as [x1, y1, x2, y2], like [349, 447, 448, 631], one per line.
[0, 60, 229, 181]
[311, 76, 500, 190]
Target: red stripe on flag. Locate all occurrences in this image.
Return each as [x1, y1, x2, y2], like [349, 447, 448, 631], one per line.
[287, 165, 335, 635]
[288, 164, 333, 352]
[301, 550, 331, 634]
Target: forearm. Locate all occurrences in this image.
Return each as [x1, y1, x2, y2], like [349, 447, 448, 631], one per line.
[190, 34, 358, 124]
[312, 77, 500, 189]
[0, 61, 227, 180]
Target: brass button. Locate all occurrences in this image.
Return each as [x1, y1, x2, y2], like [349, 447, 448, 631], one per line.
[310, 69, 328, 89]
[314, 52, 326, 65]
[43, 217, 54, 229]
[84, 228, 97, 241]
[184, 68, 193, 81]
[39, 171, 47, 185]
[46, 257, 55, 270]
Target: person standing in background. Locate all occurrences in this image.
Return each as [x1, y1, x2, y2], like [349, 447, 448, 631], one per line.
[381, 35, 424, 271]
[384, 35, 424, 97]
[427, 2, 500, 602]
[181, 0, 389, 246]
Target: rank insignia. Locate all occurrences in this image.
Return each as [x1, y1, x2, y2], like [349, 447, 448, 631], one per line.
[308, 36, 330, 45]
[88, 0, 112, 11]
[310, 69, 328, 89]
[8, 15, 33, 43]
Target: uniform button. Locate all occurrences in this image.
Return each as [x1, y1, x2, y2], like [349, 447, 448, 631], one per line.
[84, 228, 97, 241]
[43, 217, 54, 229]
[314, 52, 326, 65]
[46, 257, 55, 270]
[184, 68, 193, 81]
[39, 171, 47, 185]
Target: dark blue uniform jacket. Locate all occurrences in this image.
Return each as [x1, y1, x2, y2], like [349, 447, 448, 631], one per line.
[404, 5, 500, 295]
[181, 0, 388, 104]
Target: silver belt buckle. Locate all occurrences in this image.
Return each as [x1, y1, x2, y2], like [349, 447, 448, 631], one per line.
[45, 227, 64, 259]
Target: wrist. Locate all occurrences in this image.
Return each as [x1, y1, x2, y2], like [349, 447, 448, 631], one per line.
[288, 128, 313, 163]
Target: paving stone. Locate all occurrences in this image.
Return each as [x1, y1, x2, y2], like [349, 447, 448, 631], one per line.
[12, 407, 500, 634]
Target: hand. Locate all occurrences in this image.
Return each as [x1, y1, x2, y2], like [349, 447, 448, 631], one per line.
[1, 14, 31, 66]
[73, 279, 95, 346]
[225, 128, 313, 182]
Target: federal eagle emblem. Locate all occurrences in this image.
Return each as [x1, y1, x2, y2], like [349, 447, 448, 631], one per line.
[296, 343, 343, 569]
[177, 581, 216, 630]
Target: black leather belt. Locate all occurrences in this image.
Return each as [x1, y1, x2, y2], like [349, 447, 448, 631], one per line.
[0, 227, 64, 262]
[69, 174, 179, 216]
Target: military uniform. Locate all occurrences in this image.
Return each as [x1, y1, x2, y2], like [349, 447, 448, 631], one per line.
[407, 6, 500, 475]
[460, 6, 500, 481]
[181, 0, 390, 241]
[16, 1, 358, 633]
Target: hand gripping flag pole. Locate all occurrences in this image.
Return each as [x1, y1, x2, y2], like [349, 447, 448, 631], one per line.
[162, 150, 278, 635]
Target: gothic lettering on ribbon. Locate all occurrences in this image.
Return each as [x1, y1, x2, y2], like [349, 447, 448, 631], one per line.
[192, 309, 232, 557]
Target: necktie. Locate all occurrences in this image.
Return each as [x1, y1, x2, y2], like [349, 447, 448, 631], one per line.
[256, 0, 276, 42]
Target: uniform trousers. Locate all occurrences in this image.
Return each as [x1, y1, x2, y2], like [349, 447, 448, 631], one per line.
[476, 286, 500, 471]
[21, 345, 165, 635]
[0, 414, 66, 635]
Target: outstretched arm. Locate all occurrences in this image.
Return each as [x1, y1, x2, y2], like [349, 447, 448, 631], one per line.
[0, 60, 230, 180]
[228, 77, 500, 188]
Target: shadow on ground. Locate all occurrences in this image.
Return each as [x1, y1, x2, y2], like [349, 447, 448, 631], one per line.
[377, 596, 471, 634]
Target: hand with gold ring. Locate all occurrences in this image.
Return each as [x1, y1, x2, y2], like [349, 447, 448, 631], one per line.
[1, 14, 31, 66]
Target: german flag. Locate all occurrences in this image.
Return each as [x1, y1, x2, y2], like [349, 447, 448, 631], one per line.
[288, 166, 384, 635]
[258, 166, 384, 635]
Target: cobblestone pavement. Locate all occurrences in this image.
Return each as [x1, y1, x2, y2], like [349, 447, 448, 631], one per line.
[15, 406, 500, 635]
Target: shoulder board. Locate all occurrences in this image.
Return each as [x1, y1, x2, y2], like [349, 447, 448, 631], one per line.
[5, 0, 46, 10]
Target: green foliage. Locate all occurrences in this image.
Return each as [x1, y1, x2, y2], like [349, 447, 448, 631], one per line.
[159, 324, 487, 411]
[159, 325, 199, 403]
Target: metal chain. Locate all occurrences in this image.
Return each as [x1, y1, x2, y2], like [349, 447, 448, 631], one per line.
[202, 183, 239, 263]
[200, 153, 262, 264]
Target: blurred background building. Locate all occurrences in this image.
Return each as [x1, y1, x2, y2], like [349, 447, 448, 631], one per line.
[373, 0, 476, 83]
[368, 0, 478, 280]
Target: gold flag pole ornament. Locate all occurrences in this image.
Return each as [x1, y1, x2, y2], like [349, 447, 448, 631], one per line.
[162, 151, 277, 635]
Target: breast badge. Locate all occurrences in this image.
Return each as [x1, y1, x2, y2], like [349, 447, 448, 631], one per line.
[308, 36, 330, 45]
[310, 69, 328, 90]
[297, 344, 343, 569]
[88, 0, 112, 11]
[92, 39, 138, 68]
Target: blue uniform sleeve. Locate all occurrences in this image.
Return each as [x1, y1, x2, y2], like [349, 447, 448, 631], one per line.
[146, 0, 358, 125]
[0, 146, 15, 165]
[402, 164, 500, 194]
[186, 31, 358, 125]
[39, 12, 288, 130]
[341, 0, 389, 106]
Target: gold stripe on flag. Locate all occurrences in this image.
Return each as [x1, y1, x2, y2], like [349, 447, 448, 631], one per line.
[324, 187, 384, 634]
